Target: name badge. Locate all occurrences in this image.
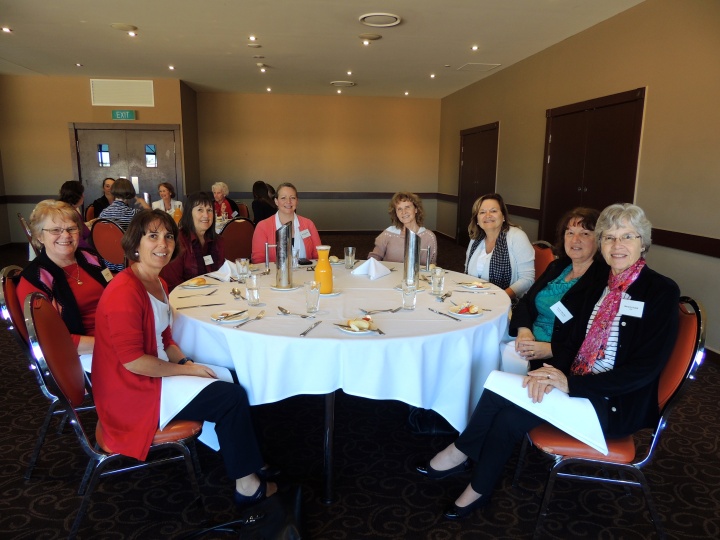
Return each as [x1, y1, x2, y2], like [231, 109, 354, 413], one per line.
[101, 268, 114, 282]
[203, 255, 214, 265]
[619, 299, 644, 317]
[231, 210, 238, 218]
[550, 301, 573, 324]
[300, 229, 311, 239]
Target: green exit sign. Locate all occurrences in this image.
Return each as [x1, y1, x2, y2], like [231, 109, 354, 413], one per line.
[112, 110, 136, 120]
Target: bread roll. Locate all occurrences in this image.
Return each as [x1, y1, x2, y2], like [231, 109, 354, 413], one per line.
[187, 277, 207, 286]
[329, 255, 339, 263]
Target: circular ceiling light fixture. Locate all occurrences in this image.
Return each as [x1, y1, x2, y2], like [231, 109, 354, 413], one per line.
[330, 81, 356, 88]
[359, 13, 401, 28]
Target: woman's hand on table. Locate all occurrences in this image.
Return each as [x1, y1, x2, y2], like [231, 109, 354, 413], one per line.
[523, 363, 569, 402]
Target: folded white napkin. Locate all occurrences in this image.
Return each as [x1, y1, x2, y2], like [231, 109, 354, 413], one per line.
[206, 260, 233, 282]
[352, 258, 391, 280]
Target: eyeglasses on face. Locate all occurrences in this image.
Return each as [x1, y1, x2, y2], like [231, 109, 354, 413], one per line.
[42, 226, 80, 236]
[601, 233, 641, 245]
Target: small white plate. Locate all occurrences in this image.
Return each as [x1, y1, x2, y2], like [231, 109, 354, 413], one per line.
[211, 310, 249, 324]
[321, 290, 342, 297]
[330, 261, 344, 266]
[460, 283, 491, 290]
[270, 285, 302, 292]
[336, 326, 373, 335]
[181, 283, 214, 289]
[393, 284, 427, 292]
[449, 306, 483, 318]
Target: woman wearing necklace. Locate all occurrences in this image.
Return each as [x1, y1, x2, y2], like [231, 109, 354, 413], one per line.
[508, 207, 608, 370]
[416, 203, 679, 520]
[368, 192, 437, 265]
[151, 182, 183, 214]
[464, 193, 535, 300]
[17, 200, 111, 367]
[92, 210, 277, 509]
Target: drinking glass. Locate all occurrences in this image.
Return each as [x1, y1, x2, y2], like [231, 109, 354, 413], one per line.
[305, 280, 321, 313]
[236, 258, 250, 283]
[401, 280, 417, 310]
[292, 248, 300, 268]
[431, 267, 445, 296]
[246, 274, 260, 306]
[344, 246, 356, 269]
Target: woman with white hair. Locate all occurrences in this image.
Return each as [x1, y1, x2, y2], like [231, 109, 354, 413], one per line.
[211, 181, 240, 219]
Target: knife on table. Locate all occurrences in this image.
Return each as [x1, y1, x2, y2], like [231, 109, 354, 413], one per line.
[300, 321, 322, 337]
[176, 303, 226, 310]
[427, 307, 462, 321]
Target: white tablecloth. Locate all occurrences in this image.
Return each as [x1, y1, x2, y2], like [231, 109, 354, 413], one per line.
[170, 262, 511, 432]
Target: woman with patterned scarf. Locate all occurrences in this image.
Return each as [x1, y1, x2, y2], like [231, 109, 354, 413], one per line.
[464, 193, 535, 300]
[17, 200, 111, 370]
[417, 203, 679, 520]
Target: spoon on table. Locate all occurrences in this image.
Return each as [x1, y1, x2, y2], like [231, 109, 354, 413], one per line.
[278, 306, 315, 319]
[436, 291, 452, 303]
[230, 287, 245, 300]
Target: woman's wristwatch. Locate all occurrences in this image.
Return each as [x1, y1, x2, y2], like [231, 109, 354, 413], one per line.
[177, 357, 194, 365]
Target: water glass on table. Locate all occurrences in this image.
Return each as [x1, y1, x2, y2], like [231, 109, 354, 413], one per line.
[246, 274, 261, 306]
[344, 246, 356, 269]
[292, 248, 300, 268]
[431, 267, 445, 296]
[236, 258, 250, 283]
[305, 280, 321, 313]
[401, 280, 417, 310]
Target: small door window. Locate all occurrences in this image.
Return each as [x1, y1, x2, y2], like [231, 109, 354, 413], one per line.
[97, 144, 110, 167]
[145, 144, 157, 168]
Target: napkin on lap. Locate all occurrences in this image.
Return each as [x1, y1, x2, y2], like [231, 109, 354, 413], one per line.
[206, 260, 232, 282]
[352, 258, 391, 280]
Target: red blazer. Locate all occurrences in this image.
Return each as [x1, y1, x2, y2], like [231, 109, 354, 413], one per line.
[251, 214, 322, 263]
[92, 268, 176, 460]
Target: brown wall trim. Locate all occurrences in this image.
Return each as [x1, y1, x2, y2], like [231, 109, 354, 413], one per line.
[507, 204, 541, 220]
[652, 229, 720, 259]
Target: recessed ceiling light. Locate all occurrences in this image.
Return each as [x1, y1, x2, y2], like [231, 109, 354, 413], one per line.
[249, 35, 257, 41]
[128, 31, 138, 37]
[362, 40, 370, 46]
[359, 13, 401, 28]
[430, 74, 435, 79]
[471, 45, 478, 51]
[2, 27, 12, 33]
[347, 71, 352, 76]
[75, 63, 83, 68]
[404, 92, 409, 96]
[260, 68, 266, 73]
[169, 65, 175, 70]
[337, 90, 342, 94]
[266, 87, 271, 92]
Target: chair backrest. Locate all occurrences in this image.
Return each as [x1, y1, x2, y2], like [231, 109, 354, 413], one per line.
[25, 292, 87, 408]
[657, 296, 705, 412]
[85, 205, 95, 221]
[532, 240, 556, 278]
[91, 219, 126, 266]
[220, 218, 255, 261]
[236, 202, 250, 219]
[0, 265, 29, 346]
[17, 213, 39, 257]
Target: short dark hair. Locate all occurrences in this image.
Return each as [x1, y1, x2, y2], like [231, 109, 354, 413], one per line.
[123, 210, 180, 263]
[157, 182, 176, 199]
[110, 178, 136, 201]
[58, 181, 84, 206]
[553, 207, 602, 260]
[179, 192, 218, 241]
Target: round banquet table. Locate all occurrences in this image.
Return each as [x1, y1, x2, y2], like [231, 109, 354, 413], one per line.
[169, 260, 511, 501]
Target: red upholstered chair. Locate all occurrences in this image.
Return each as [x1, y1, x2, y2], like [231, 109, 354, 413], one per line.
[24, 292, 204, 539]
[90, 218, 126, 270]
[2, 266, 93, 480]
[513, 296, 706, 540]
[220, 218, 255, 261]
[532, 240, 556, 278]
[236, 202, 250, 219]
[84, 205, 95, 222]
[17, 212, 39, 257]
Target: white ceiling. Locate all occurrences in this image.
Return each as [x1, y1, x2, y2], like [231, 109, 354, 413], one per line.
[0, 0, 644, 99]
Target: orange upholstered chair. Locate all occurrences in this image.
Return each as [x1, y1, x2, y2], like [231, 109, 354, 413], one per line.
[219, 218, 255, 261]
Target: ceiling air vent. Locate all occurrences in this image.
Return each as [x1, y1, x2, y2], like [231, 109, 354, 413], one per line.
[330, 81, 356, 88]
[90, 79, 155, 107]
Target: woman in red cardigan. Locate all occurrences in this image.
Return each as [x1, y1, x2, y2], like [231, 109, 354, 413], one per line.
[92, 209, 276, 509]
[251, 182, 322, 263]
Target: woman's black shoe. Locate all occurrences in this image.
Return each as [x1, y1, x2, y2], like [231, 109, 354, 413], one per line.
[257, 464, 281, 481]
[442, 496, 490, 520]
[415, 459, 471, 480]
[234, 480, 272, 510]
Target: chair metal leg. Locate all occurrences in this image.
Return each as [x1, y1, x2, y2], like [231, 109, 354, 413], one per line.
[322, 391, 336, 505]
[532, 461, 562, 540]
[70, 459, 107, 540]
[512, 436, 530, 488]
[634, 469, 666, 540]
[24, 399, 61, 480]
[56, 411, 69, 434]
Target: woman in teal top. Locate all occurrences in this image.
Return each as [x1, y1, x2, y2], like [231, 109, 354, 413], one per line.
[509, 208, 608, 371]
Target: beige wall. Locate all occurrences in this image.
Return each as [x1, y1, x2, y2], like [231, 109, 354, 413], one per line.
[438, 0, 720, 350]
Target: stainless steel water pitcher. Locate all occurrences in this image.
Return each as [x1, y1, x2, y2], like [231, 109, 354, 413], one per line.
[403, 229, 420, 287]
[274, 221, 293, 288]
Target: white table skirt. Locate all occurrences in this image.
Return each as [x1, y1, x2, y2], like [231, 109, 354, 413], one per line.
[171, 261, 511, 432]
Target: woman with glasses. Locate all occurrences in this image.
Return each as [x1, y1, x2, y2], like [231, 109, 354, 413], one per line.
[17, 200, 110, 365]
[464, 193, 535, 300]
[417, 203, 679, 520]
[508, 208, 608, 370]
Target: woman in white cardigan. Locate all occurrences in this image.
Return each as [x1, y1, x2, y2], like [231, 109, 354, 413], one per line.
[464, 193, 534, 300]
[151, 182, 183, 214]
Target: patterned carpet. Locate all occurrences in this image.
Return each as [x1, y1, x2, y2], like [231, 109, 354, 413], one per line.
[2, 237, 718, 539]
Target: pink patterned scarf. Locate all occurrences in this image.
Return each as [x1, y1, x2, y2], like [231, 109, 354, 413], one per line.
[571, 258, 646, 375]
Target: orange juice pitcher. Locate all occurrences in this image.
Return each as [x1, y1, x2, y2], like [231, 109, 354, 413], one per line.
[314, 245, 333, 294]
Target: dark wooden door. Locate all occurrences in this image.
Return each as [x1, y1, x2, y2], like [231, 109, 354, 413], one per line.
[538, 88, 644, 241]
[457, 122, 499, 245]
